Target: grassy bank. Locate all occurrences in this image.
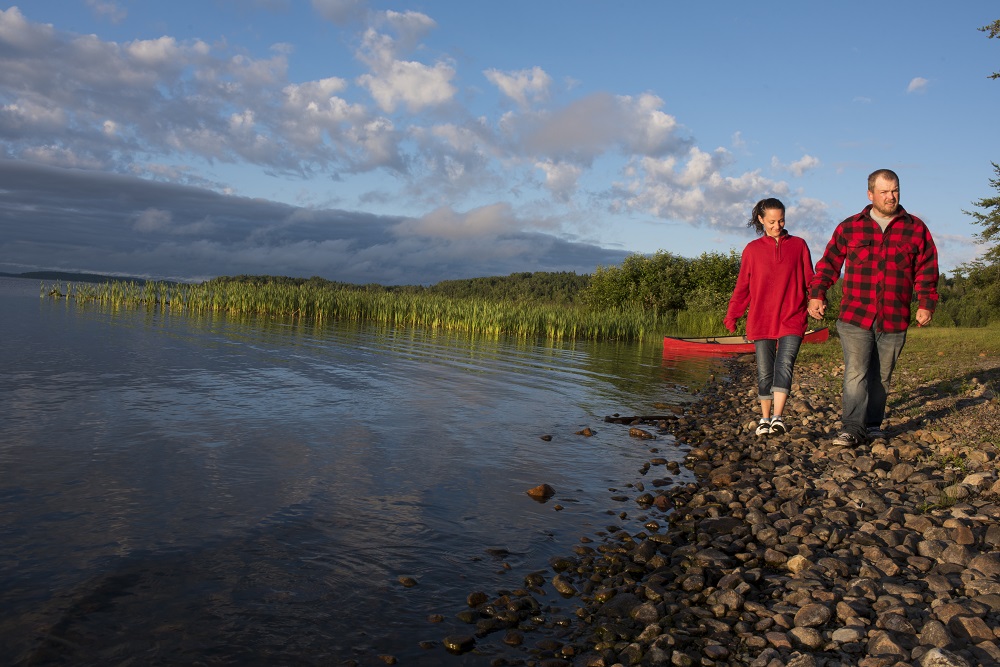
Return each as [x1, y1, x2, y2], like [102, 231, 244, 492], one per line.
[44, 277, 1000, 348]
[45, 279, 725, 343]
[798, 322, 1000, 379]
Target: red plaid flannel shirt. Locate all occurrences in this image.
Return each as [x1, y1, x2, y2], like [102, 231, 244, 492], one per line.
[809, 205, 939, 333]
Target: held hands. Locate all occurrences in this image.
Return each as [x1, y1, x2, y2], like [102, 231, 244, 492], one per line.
[807, 298, 825, 320]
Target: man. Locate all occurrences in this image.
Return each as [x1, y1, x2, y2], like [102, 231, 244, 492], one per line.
[807, 169, 939, 447]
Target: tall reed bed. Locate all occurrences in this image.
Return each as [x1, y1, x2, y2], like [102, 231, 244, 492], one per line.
[49, 280, 726, 342]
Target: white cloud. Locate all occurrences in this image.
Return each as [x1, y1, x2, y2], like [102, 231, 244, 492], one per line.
[21, 145, 104, 169]
[535, 160, 582, 202]
[907, 77, 929, 93]
[617, 146, 794, 230]
[506, 92, 687, 165]
[786, 197, 835, 239]
[0, 9, 400, 174]
[395, 202, 514, 240]
[354, 22, 456, 114]
[0, 7, 54, 51]
[1, 99, 67, 132]
[771, 154, 821, 177]
[357, 58, 456, 113]
[380, 10, 436, 52]
[124, 36, 182, 67]
[484, 66, 551, 108]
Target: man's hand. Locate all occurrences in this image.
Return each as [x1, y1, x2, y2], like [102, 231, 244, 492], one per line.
[915, 308, 932, 327]
[807, 298, 825, 320]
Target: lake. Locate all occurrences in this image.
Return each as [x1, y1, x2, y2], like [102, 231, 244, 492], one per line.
[0, 276, 726, 666]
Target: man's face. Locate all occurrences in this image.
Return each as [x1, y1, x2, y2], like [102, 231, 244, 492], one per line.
[868, 177, 900, 218]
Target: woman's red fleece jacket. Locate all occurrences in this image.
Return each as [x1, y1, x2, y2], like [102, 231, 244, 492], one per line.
[724, 231, 814, 340]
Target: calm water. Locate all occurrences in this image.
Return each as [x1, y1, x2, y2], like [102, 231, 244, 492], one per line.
[0, 277, 725, 666]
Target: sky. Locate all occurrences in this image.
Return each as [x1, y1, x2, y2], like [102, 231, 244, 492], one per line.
[0, 1, 997, 285]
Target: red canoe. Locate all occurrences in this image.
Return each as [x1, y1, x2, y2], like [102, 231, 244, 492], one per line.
[663, 327, 830, 355]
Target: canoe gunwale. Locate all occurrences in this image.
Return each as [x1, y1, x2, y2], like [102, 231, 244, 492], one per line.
[663, 327, 830, 355]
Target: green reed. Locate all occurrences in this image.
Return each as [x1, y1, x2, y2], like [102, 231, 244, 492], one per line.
[53, 279, 727, 342]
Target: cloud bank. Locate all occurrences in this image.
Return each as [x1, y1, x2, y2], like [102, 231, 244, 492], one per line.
[0, 160, 629, 283]
[9, 4, 979, 281]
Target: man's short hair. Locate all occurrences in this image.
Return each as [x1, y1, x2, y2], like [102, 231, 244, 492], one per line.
[868, 169, 899, 191]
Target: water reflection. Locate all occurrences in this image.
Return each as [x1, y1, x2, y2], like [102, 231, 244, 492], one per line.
[0, 278, 726, 666]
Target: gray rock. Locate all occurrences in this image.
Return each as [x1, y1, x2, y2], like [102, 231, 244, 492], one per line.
[877, 611, 916, 634]
[792, 603, 831, 628]
[917, 539, 949, 560]
[918, 619, 953, 648]
[947, 613, 995, 642]
[788, 626, 824, 649]
[630, 601, 659, 625]
[691, 547, 734, 568]
[867, 628, 910, 658]
[551, 574, 577, 597]
[831, 626, 865, 643]
[967, 551, 1000, 576]
[917, 647, 973, 667]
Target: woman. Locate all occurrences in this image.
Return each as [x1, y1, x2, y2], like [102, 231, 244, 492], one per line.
[724, 198, 814, 436]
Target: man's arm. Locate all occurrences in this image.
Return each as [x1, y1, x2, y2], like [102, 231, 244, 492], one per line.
[807, 224, 847, 316]
[913, 223, 940, 315]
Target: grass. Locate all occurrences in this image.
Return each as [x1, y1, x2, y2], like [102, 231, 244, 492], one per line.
[44, 279, 728, 343]
[45, 279, 1000, 352]
[937, 453, 971, 472]
[918, 493, 960, 513]
[797, 321, 1000, 370]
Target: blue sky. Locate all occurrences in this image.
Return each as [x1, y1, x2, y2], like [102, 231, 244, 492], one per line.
[1, 1, 997, 284]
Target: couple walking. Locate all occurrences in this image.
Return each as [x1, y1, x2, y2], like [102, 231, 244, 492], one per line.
[723, 169, 940, 446]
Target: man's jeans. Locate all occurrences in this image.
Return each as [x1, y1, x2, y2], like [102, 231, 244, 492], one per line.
[837, 320, 907, 440]
[753, 335, 802, 400]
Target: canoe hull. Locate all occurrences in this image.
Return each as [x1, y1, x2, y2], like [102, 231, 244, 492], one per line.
[663, 327, 830, 355]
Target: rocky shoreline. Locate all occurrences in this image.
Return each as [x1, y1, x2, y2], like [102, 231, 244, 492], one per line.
[443, 351, 1000, 667]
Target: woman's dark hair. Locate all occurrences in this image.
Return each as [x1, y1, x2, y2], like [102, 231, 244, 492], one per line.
[747, 197, 785, 236]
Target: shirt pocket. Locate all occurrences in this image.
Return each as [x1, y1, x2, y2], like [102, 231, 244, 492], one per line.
[890, 243, 917, 272]
[847, 239, 872, 264]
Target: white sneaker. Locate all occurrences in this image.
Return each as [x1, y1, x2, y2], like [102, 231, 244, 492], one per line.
[769, 416, 786, 435]
[755, 418, 771, 436]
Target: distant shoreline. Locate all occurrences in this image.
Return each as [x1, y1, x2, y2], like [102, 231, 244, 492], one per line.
[0, 271, 162, 285]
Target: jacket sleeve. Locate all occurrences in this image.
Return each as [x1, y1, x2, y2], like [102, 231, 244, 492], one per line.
[914, 224, 940, 311]
[724, 246, 753, 331]
[809, 225, 846, 301]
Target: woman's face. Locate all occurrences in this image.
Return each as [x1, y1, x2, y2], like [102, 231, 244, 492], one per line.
[759, 208, 785, 238]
